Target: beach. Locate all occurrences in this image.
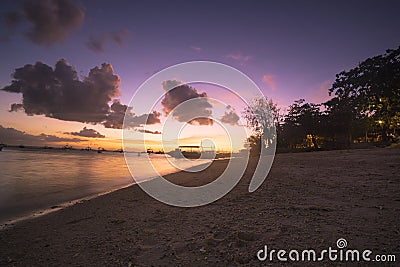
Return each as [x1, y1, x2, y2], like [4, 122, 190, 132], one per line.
[1, 147, 399, 266]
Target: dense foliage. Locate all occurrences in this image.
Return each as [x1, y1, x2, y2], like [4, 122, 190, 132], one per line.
[244, 47, 400, 153]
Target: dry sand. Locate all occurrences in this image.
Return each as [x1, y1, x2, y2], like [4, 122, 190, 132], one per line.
[0, 148, 399, 266]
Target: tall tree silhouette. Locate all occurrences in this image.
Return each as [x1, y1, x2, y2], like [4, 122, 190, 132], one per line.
[323, 97, 368, 148]
[282, 99, 322, 149]
[329, 47, 400, 142]
[242, 97, 280, 155]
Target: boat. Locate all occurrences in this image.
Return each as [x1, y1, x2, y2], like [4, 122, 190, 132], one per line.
[62, 144, 73, 150]
[82, 146, 92, 151]
[167, 142, 216, 159]
[0, 143, 5, 151]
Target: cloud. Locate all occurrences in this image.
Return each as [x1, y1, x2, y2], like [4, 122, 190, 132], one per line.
[1, 61, 162, 130]
[226, 53, 252, 65]
[37, 133, 81, 143]
[2, 11, 21, 28]
[87, 29, 131, 53]
[0, 125, 83, 145]
[110, 29, 130, 45]
[0, 12, 22, 41]
[262, 74, 276, 90]
[102, 99, 131, 129]
[161, 80, 213, 125]
[86, 36, 104, 53]
[1, 0, 84, 45]
[124, 111, 162, 129]
[9, 103, 24, 112]
[66, 127, 105, 138]
[220, 106, 240, 126]
[190, 46, 202, 52]
[1, 59, 122, 126]
[136, 129, 162, 134]
[102, 99, 161, 129]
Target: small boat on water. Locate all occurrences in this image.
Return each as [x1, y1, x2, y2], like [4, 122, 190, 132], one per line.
[0, 144, 4, 151]
[167, 142, 216, 159]
[62, 144, 73, 150]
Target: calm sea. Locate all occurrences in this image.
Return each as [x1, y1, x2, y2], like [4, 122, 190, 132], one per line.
[0, 148, 209, 226]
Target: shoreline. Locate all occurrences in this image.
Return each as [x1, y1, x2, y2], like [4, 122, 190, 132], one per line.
[1, 148, 399, 266]
[0, 159, 215, 230]
[0, 182, 136, 231]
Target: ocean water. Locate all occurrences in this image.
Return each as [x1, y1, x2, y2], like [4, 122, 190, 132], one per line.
[0, 148, 210, 225]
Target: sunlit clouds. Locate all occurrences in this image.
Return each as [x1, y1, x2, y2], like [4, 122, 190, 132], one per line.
[220, 106, 240, 126]
[262, 74, 276, 91]
[65, 127, 105, 138]
[161, 80, 214, 126]
[226, 53, 252, 65]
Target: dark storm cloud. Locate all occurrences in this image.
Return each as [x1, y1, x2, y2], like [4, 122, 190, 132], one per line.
[136, 129, 162, 135]
[0, 125, 83, 145]
[220, 107, 240, 126]
[103, 100, 161, 129]
[66, 127, 105, 138]
[161, 80, 213, 126]
[1, 59, 121, 126]
[1, 0, 84, 45]
[87, 29, 131, 53]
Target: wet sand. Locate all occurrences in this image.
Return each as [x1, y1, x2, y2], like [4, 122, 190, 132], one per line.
[0, 148, 399, 266]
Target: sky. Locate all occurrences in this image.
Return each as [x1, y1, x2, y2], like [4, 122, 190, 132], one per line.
[0, 0, 399, 151]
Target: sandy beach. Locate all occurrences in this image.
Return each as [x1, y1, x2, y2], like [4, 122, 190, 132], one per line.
[1, 147, 399, 266]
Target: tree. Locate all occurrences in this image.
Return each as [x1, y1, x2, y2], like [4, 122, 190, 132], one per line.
[329, 47, 400, 142]
[323, 97, 368, 148]
[242, 96, 280, 155]
[282, 99, 322, 149]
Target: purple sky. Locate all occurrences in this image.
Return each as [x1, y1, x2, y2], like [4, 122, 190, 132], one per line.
[0, 0, 399, 148]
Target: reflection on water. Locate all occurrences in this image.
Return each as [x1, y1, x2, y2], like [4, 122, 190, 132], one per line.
[0, 148, 209, 225]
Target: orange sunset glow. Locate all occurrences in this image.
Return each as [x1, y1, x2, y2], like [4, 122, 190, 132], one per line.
[0, 1, 399, 266]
